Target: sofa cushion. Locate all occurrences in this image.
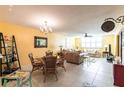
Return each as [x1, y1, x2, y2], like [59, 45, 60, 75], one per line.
[65, 51, 84, 64]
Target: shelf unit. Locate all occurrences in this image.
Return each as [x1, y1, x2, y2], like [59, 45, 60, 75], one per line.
[0, 33, 21, 76]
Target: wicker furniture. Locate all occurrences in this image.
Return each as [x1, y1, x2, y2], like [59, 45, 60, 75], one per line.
[42, 56, 58, 83]
[56, 52, 66, 71]
[57, 58, 66, 72]
[28, 53, 44, 72]
[45, 50, 53, 56]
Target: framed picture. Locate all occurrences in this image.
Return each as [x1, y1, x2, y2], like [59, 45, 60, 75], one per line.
[34, 36, 48, 48]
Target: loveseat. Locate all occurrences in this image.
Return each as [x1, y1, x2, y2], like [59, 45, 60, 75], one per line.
[64, 51, 84, 65]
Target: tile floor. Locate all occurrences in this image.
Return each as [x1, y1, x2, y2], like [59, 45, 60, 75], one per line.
[32, 58, 114, 87]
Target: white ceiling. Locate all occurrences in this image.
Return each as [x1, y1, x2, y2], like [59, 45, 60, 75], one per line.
[0, 5, 124, 35]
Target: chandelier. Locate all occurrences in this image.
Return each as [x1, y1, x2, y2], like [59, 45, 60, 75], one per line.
[40, 21, 53, 34]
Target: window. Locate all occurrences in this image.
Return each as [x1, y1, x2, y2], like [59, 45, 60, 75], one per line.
[65, 37, 74, 49]
[81, 36, 102, 48]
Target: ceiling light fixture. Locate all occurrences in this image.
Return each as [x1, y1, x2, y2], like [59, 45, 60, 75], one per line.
[40, 21, 53, 34]
[101, 15, 124, 32]
[105, 15, 124, 25]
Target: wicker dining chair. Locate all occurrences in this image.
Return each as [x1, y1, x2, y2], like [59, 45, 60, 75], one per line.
[28, 53, 44, 72]
[56, 52, 66, 72]
[45, 50, 53, 56]
[56, 58, 66, 72]
[42, 56, 58, 83]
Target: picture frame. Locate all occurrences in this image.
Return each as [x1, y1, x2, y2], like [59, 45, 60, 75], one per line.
[34, 36, 48, 48]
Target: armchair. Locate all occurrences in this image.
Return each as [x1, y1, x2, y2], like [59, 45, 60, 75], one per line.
[28, 53, 44, 72]
[42, 56, 58, 83]
[45, 50, 53, 56]
[56, 52, 66, 71]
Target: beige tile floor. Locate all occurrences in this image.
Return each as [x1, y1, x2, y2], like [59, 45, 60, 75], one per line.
[31, 58, 114, 87]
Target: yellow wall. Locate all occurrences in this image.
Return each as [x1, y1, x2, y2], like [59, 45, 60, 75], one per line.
[0, 22, 66, 65]
[102, 34, 116, 55]
[115, 35, 119, 56]
[0, 22, 119, 66]
[75, 38, 81, 49]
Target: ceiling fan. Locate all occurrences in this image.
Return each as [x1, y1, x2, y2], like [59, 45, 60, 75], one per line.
[83, 33, 92, 37]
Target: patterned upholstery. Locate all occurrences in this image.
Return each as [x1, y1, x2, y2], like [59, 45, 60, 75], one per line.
[1, 70, 32, 87]
[42, 56, 58, 82]
[65, 51, 84, 64]
[45, 50, 53, 56]
[28, 53, 44, 72]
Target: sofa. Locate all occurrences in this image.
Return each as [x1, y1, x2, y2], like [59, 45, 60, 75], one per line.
[64, 51, 84, 65]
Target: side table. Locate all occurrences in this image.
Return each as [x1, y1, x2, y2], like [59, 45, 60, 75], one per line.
[102, 51, 109, 57]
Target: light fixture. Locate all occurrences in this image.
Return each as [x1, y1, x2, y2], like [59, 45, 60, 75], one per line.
[40, 21, 53, 34]
[105, 16, 124, 24]
[101, 15, 124, 32]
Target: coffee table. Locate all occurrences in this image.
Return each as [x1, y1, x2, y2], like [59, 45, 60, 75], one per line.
[1, 70, 32, 87]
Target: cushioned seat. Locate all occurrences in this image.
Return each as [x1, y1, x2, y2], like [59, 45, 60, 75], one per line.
[1, 70, 32, 87]
[65, 51, 84, 64]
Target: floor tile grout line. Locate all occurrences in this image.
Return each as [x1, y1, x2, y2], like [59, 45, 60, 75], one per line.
[91, 60, 101, 86]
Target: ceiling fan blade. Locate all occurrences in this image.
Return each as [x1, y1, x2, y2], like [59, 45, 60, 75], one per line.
[88, 35, 92, 37]
[84, 33, 88, 37]
[84, 33, 92, 37]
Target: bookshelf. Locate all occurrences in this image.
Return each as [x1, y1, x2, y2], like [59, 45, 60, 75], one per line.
[0, 32, 21, 76]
